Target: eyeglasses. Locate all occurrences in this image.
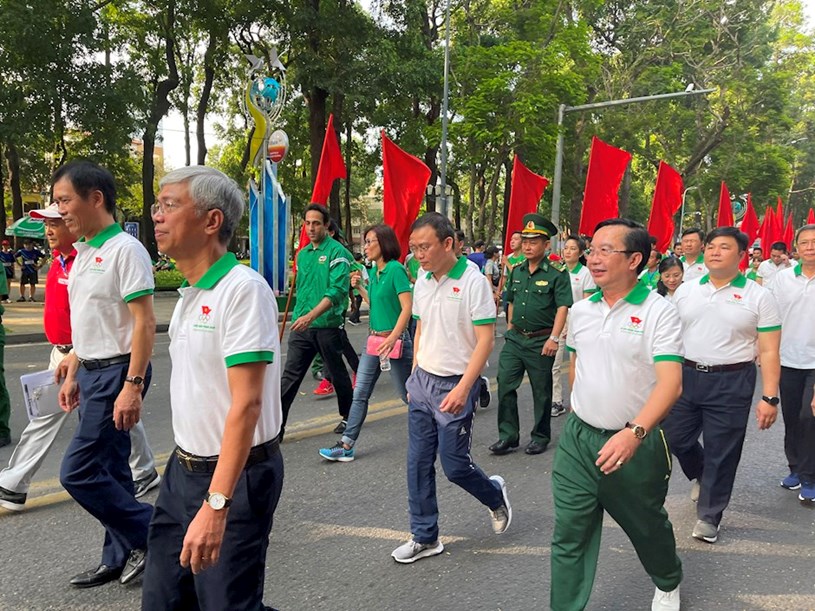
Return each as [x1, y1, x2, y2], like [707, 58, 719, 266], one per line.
[586, 246, 635, 258]
[364, 238, 379, 245]
[150, 200, 184, 216]
[410, 243, 437, 254]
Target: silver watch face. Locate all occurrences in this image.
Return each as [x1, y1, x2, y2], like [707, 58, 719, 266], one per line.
[208, 493, 227, 510]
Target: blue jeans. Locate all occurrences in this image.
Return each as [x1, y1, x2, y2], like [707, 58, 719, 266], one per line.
[341, 337, 413, 447]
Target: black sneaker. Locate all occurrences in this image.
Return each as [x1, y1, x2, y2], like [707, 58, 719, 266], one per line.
[333, 420, 347, 434]
[551, 403, 566, 417]
[16, 296, 25, 302]
[0, 485, 27, 512]
[133, 470, 161, 499]
[479, 376, 491, 408]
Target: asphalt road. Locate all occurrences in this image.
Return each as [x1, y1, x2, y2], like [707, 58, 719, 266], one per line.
[0, 322, 813, 610]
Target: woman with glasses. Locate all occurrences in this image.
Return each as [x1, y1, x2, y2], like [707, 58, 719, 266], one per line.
[318, 225, 413, 461]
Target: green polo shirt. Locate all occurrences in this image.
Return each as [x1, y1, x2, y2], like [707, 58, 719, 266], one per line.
[293, 235, 351, 328]
[406, 255, 421, 283]
[506, 258, 573, 332]
[368, 260, 412, 332]
[503, 252, 526, 277]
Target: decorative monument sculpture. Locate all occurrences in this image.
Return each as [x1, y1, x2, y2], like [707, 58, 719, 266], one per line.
[245, 51, 290, 295]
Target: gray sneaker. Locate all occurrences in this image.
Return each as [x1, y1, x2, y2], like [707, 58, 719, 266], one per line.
[551, 402, 566, 417]
[391, 539, 444, 564]
[691, 519, 719, 543]
[0, 485, 27, 512]
[489, 475, 512, 534]
[133, 470, 161, 499]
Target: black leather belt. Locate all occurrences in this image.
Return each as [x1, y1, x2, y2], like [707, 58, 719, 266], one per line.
[175, 438, 280, 474]
[516, 327, 553, 338]
[55, 344, 73, 354]
[79, 354, 131, 370]
[683, 359, 753, 373]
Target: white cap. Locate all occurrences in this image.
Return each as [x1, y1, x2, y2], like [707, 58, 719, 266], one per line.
[28, 203, 61, 220]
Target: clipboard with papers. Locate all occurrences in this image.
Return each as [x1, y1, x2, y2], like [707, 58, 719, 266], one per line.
[20, 370, 64, 420]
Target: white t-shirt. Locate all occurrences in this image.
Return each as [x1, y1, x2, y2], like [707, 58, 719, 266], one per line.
[567, 262, 596, 304]
[757, 259, 791, 285]
[413, 256, 496, 376]
[673, 273, 781, 365]
[681, 253, 708, 282]
[566, 283, 683, 430]
[168, 254, 281, 456]
[69, 224, 154, 360]
[767, 265, 815, 369]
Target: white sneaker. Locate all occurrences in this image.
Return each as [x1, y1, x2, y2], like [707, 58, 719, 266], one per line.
[391, 539, 444, 564]
[652, 585, 680, 610]
[488, 475, 512, 534]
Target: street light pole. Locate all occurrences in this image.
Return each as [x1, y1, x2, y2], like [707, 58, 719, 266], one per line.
[438, 0, 452, 219]
[677, 186, 698, 239]
[550, 88, 715, 231]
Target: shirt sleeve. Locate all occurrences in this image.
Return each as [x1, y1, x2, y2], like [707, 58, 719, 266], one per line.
[222, 276, 279, 367]
[651, 301, 684, 362]
[582, 270, 597, 294]
[756, 287, 782, 332]
[505, 267, 516, 303]
[119, 239, 155, 302]
[554, 269, 574, 308]
[323, 245, 351, 306]
[470, 272, 497, 326]
[391, 264, 413, 295]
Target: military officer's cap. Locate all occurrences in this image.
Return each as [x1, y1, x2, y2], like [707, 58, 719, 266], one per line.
[521, 213, 558, 240]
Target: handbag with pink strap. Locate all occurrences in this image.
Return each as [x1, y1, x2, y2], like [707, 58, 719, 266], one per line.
[366, 334, 403, 359]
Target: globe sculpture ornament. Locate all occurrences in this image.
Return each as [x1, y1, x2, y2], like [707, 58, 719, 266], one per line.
[245, 51, 290, 295]
[732, 195, 747, 222]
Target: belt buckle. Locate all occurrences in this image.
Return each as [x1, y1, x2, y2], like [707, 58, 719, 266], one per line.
[177, 449, 194, 471]
[695, 363, 709, 373]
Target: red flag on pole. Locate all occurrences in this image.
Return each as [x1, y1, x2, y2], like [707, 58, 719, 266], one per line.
[808, 208, 815, 225]
[716, 181, 734, 227]
[382, 131, 432, 261]
[782, 212, 794, 250]
[578, 136, 632, 237]
[776, 196, 784, 222]
[758, 207, 772, 253]
[739, 194, 759, 270]
[504, 156, 549, 253]
[310, 114, 347, 205]
[646, 161, 683, 253]
[771, 205, 785, 245]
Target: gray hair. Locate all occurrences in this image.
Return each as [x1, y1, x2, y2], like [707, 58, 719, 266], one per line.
[159, 166, 244, 243]
[796, 223, 815, 242]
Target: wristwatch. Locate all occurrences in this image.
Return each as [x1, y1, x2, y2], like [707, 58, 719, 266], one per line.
[549, 335, 560, 344]
[125, 375, 145, 388]
[204, 492, 232, 510]
[626, 422, 647, 440]
[761, 395, 780, 406]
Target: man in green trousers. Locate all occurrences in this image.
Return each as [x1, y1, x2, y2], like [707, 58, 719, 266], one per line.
[552, 218, 683, 611]
[489, 213, 572, 456]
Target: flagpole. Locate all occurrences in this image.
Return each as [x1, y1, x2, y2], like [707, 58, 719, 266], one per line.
[438, 0, 452, 218]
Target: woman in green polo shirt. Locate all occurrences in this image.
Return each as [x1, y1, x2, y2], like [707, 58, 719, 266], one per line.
[318, 224, 413, 462]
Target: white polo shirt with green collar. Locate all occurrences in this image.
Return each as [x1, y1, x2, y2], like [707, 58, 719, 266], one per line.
[673, 273, 781, 365]
[567, 262, 596, 303]
[680, 253, 708, 282]
[767, 265, 815, 369]
[169, 253, 280, 457]
[412, 255, 496, 377]
[565, 283, 684, 430]
[69, 223, 154, 360]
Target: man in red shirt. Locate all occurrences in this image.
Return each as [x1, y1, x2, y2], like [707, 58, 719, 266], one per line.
[0, 205, 160, 513]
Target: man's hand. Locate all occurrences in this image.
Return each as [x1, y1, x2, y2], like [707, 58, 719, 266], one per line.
[350, 271, 362, 288]
[290, 313, 314, 332]
[179, 504, 228, 575]
[596, 429, 642, 475]
[439, 383, 470, 415]
[811, 389, 815, 416]
[542, 337, 559, 357]
[756, 399, 778, 430]
[113, 384, 142, 431]
[58, 378, 80, 413]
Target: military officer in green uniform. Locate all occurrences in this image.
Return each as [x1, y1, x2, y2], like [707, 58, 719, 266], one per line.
[490, 214, 573, 456]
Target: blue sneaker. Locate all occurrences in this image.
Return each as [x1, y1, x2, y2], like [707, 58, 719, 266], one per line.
[781, 473, 801, 490]
[319, 442, 355, 462]
[799, 482, 815, 503]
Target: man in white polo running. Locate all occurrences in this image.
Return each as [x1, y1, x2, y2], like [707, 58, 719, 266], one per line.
[391, 212, 510, 564]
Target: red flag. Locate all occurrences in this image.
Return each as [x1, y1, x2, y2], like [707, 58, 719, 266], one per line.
[310, 114, 347, 205]
[646, 161, 683, 253]
[739, 194, 759, 270]
[505, 156, 549, 253]
[782, 212, 794, 250]
[716, 181, 734, 227]
[808, 208, 815, 224]
[382, 131, 432, 260]
[291, 224, 310, 274]
[759, 207, 774, 253]
[578, 136, 632, 236]
[771, 205, 785, 245]
[776, 196, 784, 222]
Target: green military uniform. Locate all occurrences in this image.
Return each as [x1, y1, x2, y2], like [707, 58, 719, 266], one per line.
[495, 214, 573, 449]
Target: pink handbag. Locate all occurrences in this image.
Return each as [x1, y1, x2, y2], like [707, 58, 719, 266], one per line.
[366, 334, 403, 359]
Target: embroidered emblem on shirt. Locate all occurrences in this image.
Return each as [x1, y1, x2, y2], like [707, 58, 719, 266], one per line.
[90, 256, 105, 274]
[536, 280, 549, 286]
[199, 305, 212, 322]
[193, 304, 216, 332]
[318, 255, 327, 263]
[447, 285, 463, 302]
[621, 315, 645, 335]
[726, 293, 744, 305]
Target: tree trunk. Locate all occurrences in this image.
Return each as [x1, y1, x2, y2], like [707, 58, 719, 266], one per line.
[0, 143, 5, 232]
[424, 146, 439, 212]
[7, 143, 23, 222]
[451, 180, 461, 229]
[344, 119, 353, 242]
[477, 155, 504, 240]
[141, 0, 179, 260]
[501, 157, 512, 246]
[328, 93, 344, 224]
[184, 114, 191, 166]
[467, 163, 478, 243]
[618, 164, 632, 217]
[196, 30, 217, 165]
[308, 87, 329, 189]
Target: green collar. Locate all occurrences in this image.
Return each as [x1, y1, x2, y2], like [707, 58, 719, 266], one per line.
[81, 223, 123, 248]
[426, 255, 468, 280]
[569, 262, 583, 275]
[589, 281, 650, 304]
[699, 273, 747, 288]
[680, 253, 704, 265]
[795, 264, 803, 277]
[306, 235, 336, 252]
[181, 252, 239, 289]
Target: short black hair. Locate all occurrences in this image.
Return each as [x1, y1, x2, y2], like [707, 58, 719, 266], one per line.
[681, 227, 705, 242]
[364, 224, 402, 262]
[565, 234, 588, 253]
[752, 246, 763, 253]
[594, 218, 650, 274]
[455, 229, 465, 243]
[52, 160, 116, 214]
[770, 241, 788, 253]
[474, 240, 485, 249]
[412, 212, 455, 242]
[303, 203, 329, 224]
[656, 256, 684, 296]
[706, 227, 748, 252]
[511, 230, 522, 238]
[484, 245, 499, 258]
[649, 235, 658, 247]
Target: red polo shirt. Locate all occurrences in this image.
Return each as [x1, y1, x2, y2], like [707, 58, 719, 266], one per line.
[43, 248, 75, 345]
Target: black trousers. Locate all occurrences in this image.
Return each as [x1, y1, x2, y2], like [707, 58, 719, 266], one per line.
[280, 328, 354, 433]
[661, 364, 756, 527]
[142, 449, 284, 611]
[324, 329, 359, 382]
[780, 366, 815, 483]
